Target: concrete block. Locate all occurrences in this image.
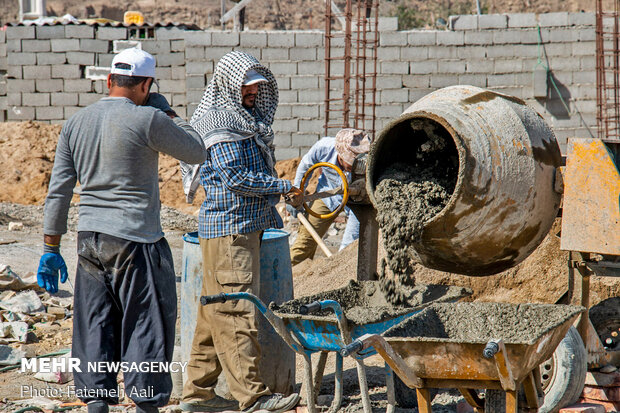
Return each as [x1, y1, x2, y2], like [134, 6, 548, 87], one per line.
[275, 77, 290, 90]
[268, 32, 295, 47]
[273, 118, 298, 132]
[375, 104, 405, 118]
[235, 47, 262, 60]
[8, 106, 35, 120]
[8, 79, 35, 93]
[174, 106, 187, 118]
[508, 13, 537, 28]
[35, 25, 65, 39]
[296, 32, 323, 47]
[97, 27, 127, 40]
[186, 61, 213, 75]
[377, 47, 400, 61]
[297, 61, 323, 75]
[171, 66, 185, 80]
[274, 133, 292, 148]
[7, 39, 21, 53]
[402, 75, 430, 88]
[495, 29, 536, 44]
[401, 46, 428, 60]
[157, 52, 185, 67]
[64, 79, 93, 92]
[22, 39, 51, 52]
[457, 46, 486, 59]
[479, 14, 508, 29]
[381, 61, 409, 75]
[188, 103, 198, 115]
[577, 28, 596, 42]
[65, 25, 95, 38]
[581, 56, 596, 71]
[35, 79, 64, 92]
[10, 52, 36, 65]
[64, 106, 81, 118]
[50, 38, 80, 52]
[573, 70, 596, 84]
[539, 12, 569, 27]
[7, 65, 23, 78]
[573, 41, 596, 56]
[171, 39, 184, 52]
[212, 31, 239, 46]
[513, 44, 539, 58]
[577, 84, 598, 99]
[80, 39, 110, 53]
[380, 32, 408, 47]
[51, 92, 79, 106]
[494, 59, 521, 74]
[549, 28, 579, 43]
[240, 32, 267, 48]
[0, 56, 6, 70]
[186, 89, 205, 104]
[36, 52, 66, 65]
[8, 92, 21, 106]
[436, 31, 464, 46]
[486, 45, 516, 58]
[466, 59, 493, 73]
[185, 46, 205, 60]
[569, 12, 595, 26]
[97, 53, 113, 67]
[428, 46, 458, 59]
[154, 67, 171, 79]
[268, 62, 297, 75]
[140, 40, 171, 55]
[7, 25, 35, 40]
[112, 40, 141, 53]
[289, 47, 316, 61]
[279, 90, 299, 104]
[381, 89, 409, 104]
[464, 30, 493, 45]
[85, 65, 110, 80]
[378, 17, 398, 31]
[487, 73, 516, 87]
[430, 74, 458, 88]
[275, 104, 292, 118]
[23, 65, 51, 79]
[171, 93, 185, 106]
[36, 106, 64, 120]
[79, 93, 101, 106]
[67, 51, 95, 65]
[158, 79, 185, 93]
[52, 64, 81, 79]
[298, 119, 323, 133]
[275, 147, 300, 160]
[262, 48, 289, 61]
[155, 27, 185, 40]
[548, 56, 581, 71]
[407, 31, 436, 46]
[184, 31, 211, 46]
[0, 30, 4, 43]
[291, 104, 319, 118]
[93, 79, 107, 94]
[205, 46, 234, 61]
[22, 92, 50, 106]
[291, 76, 318, 89]
[448, 15, 478, 31]
[410, 60, 437, 75]
[438, 60, 466, 74]
[292, 133, 320, 146]
[458, 73, 486, 87]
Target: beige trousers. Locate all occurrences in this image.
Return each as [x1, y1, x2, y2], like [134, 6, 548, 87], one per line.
[290, 199, 336, 265]
[182, 231, 270, 409]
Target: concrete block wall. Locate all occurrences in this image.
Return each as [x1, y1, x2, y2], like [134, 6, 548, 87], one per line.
[1, 12, 597, 155]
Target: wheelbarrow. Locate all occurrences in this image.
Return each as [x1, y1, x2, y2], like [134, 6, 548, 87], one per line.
[200, 280, 471, 413]
[340, 302, 585, 413]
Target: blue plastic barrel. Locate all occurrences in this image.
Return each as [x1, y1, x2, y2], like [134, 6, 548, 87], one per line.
[180, 229, 295, 394]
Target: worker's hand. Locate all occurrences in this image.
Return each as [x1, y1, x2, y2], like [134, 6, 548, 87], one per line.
[286, 204, 299, 218]
[285, 187, 304, 208]
[146, 93, 176, 117]
[37, 245, 68, 294]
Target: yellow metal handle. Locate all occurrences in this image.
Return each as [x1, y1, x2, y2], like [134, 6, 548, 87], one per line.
[300, 162, 349, 220]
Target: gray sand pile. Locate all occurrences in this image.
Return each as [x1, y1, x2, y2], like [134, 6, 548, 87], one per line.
[271, 280, 471, 325]
[383, 302, 583, 344]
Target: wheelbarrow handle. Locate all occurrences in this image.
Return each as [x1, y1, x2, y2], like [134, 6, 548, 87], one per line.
[299, 301, 322, 315]
[340, 339, 364, 357]
[483, 340, 500, 358]
[200, 293, 227, 305]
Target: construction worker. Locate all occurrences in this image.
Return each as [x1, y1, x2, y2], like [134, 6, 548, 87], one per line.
[37, 48, 207, 413]
[179, 51, 302, 413]
[289, 128, 371, 265]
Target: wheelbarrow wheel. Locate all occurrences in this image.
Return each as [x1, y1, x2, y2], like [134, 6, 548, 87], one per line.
[393, 374, 438, 408]
[484, 326, 587, 413]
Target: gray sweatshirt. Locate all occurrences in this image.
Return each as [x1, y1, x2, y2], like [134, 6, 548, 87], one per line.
[43, 97, 207, 243]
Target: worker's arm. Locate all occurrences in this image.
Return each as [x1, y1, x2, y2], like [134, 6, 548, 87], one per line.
[211, 140, 293, 197]
[146, 100, 207, 165]
[339, 210, 360, 250]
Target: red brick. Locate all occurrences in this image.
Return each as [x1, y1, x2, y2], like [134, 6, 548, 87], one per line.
[559, 402, 605, 413]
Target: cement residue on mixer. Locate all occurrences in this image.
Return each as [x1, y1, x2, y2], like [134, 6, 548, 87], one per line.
[383, 302, 582, 344]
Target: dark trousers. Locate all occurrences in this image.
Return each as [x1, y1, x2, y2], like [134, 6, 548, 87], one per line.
[72, 231, 177, 408]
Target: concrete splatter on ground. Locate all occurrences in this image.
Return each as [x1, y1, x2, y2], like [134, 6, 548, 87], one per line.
[383, 302, 583, 343]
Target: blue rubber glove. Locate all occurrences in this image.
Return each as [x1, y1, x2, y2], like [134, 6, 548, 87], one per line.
[146, 93, 173, 113]
[37, 244, 68, 294]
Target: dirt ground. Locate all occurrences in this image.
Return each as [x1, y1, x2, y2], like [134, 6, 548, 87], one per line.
[0, 0, 595, 29]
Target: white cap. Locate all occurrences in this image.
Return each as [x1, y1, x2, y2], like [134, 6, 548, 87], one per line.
[243, 69, 268, 86]
[110, 48, 156, 79]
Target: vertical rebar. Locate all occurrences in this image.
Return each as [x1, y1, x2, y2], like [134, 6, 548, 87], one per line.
[324, 0, 332, 137]
[343, 0, 352, 127]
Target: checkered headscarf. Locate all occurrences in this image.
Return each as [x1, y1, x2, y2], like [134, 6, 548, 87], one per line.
[181, 51, 279, 203]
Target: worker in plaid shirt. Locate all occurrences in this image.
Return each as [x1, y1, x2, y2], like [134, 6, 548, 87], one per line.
[180, 52, 303, 413]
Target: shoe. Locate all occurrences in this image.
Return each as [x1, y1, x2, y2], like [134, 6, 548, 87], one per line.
[180, 396, 239, 412]
[243, 393, 300, 413]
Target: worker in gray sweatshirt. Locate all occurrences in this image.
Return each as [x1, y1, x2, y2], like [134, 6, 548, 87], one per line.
[37, 48, 207, 413]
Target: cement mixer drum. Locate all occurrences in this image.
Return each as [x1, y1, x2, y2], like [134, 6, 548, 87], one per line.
[367, 85, 562, 276]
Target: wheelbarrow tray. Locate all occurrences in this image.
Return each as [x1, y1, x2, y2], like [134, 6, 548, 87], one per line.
[271, 281, 472, 353]
[380, 302, 584, 386]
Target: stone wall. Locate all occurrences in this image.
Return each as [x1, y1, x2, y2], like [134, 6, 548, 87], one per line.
[1, 12, 597, 156]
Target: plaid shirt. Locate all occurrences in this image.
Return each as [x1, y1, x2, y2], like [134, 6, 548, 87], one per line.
[199, 138, 291, 239]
